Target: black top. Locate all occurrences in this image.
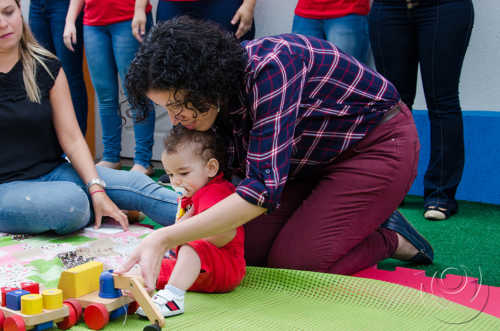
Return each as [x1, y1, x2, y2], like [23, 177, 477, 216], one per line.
[0, 57, 65, 184]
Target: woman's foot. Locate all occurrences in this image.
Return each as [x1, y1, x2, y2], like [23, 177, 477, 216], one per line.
[381, 210, 434, 264]
[424, 206, 449, 221]
[96, 160, 121, 170]
[392, 233, 419, 261]
[130, 164, 154, 176]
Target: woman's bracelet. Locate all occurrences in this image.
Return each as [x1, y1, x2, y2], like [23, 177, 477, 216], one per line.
[90, 190, 105, 196]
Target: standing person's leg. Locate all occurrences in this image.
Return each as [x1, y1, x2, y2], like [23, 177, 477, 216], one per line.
[156, 0, 200, 22]
[30, 0, 88, 134]
[369, 1, 418, 107]
[46, 0, 88, 134]
[29, 0, 55, 51]
[323, 14, 370, 65]
[246, 105, 420, 275]
[204, 0, 255, 40]
[416, 0, 474, 219]
[291, 15, 326, 40]
[111, 18, 155, 173]
[84, 25, 122, 169]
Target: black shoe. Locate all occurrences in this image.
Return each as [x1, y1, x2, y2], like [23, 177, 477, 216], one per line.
[381, 210, 434, 265]
[158, 174, 170, 186]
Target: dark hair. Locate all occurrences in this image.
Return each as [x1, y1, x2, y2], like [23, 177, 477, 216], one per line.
[126, 16, 247, 119]
[164, 125, 229, 179]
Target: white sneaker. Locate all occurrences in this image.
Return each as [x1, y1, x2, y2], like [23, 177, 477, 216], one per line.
[136, 288, 185, 318]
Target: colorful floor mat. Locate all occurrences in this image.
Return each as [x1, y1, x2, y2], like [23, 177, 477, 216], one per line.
[1, 225, 499, 330]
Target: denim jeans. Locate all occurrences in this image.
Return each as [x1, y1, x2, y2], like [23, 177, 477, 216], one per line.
[156, 0, 255, 41]
[29, 0, 88, 134]
[0, 163, 177, 234]
[84, 16, 155, 168]
[292, 14, 370, 65]
[369, 0, 474, 213]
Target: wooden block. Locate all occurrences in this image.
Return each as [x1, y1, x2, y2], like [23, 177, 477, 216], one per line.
[58, 261, 103, 299]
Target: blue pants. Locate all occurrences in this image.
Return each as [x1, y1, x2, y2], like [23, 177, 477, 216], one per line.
[156, 0, 255, 41]
[369, 0, 474, 213]
[0, 163, 178, 234]
[84, 16, 155, 168]
[29, 0, 88, 134]
[292, 14, 370, 65]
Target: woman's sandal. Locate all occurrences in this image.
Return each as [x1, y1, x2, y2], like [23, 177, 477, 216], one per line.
[424, 206, 451, 221]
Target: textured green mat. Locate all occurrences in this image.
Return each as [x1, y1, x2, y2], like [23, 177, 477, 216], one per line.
[67, 267, 498, 330]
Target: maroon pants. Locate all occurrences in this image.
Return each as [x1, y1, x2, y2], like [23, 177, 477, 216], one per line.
[244, 102, 420, 275]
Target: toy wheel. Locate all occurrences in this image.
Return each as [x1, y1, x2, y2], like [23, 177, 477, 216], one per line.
[4, 315, 26, 331]
[57, 302, 78, 330]
[84, 303, 109, 330]
[63, 298, 83, 321]
[0, 310, 5, 329]
[143, 323, 162, 331]
[127, 301, 139, 314]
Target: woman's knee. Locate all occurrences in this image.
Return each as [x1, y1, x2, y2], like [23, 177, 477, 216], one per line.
[0, 182, 90, 234]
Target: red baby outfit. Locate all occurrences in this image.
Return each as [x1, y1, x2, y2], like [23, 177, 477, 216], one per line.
[156, 173, 246, 292]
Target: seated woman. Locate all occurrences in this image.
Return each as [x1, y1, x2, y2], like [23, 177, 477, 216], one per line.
[0, 0, 177, 235]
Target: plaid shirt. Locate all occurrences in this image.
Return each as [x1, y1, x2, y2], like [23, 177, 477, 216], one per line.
[221, 34, 400, 211]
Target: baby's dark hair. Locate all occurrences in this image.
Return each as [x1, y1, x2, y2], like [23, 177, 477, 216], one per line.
[163, 125, 229, 179]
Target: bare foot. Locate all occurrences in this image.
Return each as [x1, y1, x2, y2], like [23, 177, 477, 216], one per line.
[96, 160, 121, 169]
[130, 164, 154, 176]
[392, 233, 419, 261]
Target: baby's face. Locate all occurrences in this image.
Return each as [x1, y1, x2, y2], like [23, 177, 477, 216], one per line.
[161, 145, 212, 198]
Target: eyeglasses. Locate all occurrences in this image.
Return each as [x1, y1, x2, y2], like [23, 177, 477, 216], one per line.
[166, 102, 220, 122]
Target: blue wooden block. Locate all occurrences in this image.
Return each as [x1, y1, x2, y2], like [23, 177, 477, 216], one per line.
[34, 321, 54, 331]
[5, 289, 30, 310]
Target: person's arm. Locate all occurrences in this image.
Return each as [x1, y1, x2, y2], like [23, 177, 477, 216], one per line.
[119, 193, 265, 291]
[231, 0, 256, 39]
[50, 68, 129, 230]
[132, 0, 148, 42]
[63, 0, 85, 51]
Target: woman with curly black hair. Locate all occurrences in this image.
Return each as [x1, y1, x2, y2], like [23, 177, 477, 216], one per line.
[120, 16, 434, 291]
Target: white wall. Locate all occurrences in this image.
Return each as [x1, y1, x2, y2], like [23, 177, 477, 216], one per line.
[253, 0, 500, 111]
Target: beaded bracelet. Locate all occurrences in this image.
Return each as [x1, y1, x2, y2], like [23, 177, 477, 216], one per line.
[90, 190, 105, 196]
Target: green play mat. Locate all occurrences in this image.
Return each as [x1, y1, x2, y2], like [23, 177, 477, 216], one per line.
[69, 266, 499, 330]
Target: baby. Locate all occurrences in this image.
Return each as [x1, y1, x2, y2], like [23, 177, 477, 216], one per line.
[137, 125, 245, 317]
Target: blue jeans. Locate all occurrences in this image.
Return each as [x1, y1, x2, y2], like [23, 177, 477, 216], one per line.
[84, 16, 155, 168]
[29, 0, 88, 134]
[292, 14, 370, 65]
[0, 163, 177, 234]
[156, 0, 255, 41]
[369, 0, 474, 213]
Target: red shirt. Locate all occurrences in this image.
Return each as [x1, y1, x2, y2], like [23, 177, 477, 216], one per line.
[295, 0, 370, 20]
[83, 0, 152, 26]
[180, 172, 235, 216]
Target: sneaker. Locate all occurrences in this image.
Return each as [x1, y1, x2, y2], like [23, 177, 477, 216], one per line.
[136, 288, 184, 318]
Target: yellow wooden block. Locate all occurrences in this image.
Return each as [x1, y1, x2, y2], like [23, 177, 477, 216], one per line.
[21, 294, 43, 315]
[58, 261, 103, 299]
[42, 289, 63, 310]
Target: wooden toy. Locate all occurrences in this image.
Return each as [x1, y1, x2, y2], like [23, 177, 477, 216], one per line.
[0, 262, 165, 331]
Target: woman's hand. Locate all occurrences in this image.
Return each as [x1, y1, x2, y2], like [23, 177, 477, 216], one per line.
[117, 229, 170, 292]
[63, 21, 77, 52]
[132, 10, 147, 42]
[90, 191, 129, 230]
[231, 0, 255, 39]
